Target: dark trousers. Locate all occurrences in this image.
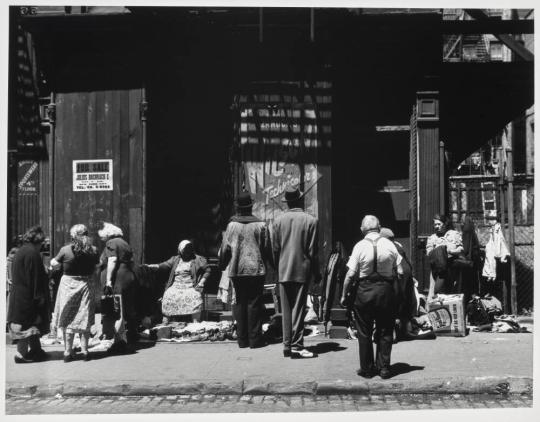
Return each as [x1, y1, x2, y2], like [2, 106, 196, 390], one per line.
[103, 264, 139, 344]
[232, 277, 265, 347]
[279, 281, 308, 351]
[353, 280, 395, 371]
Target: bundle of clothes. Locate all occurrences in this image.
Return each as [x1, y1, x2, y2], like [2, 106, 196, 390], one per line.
[467, 294, 529, 333]
[146, 320, 237, 343]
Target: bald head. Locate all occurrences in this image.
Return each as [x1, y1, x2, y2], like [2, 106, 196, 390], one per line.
[361, 215, 380, 235]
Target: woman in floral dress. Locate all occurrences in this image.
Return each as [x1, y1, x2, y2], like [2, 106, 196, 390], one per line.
[148, 240, 211, 323]
[51, 224, 98, 362]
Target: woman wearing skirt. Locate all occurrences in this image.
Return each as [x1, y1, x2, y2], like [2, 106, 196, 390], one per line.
[147, 240, 211, 323]
[51, 224, 98, 362]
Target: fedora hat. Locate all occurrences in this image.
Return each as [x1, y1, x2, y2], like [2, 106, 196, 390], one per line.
[281, 186, 304, 202]
[236, 192, 254, 208]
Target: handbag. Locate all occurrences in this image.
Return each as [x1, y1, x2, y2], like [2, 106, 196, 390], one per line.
[101, 286, 121, 320]
[451, 253, 474, 269]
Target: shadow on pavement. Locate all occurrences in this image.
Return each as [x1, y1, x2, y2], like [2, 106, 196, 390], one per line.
[307, 342, 348, 355]
[389, 362, 425, 377]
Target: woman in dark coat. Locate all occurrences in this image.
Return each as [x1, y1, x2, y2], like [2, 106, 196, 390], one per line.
[7, 226, 50, 363]
[98, 222, 139, 352]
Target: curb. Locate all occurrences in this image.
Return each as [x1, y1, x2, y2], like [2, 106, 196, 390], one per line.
[6, 376, 532, 398]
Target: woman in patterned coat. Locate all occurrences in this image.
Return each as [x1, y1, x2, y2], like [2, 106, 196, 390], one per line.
[51, 224, 99, 362]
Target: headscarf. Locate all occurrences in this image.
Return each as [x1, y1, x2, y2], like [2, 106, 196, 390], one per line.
[178, 240, 192, 255]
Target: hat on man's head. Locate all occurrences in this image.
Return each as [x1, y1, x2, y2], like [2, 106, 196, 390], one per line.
[281, 186, 304, 203]
[236, 191, 254, 208]
[379, 227, 395, 240]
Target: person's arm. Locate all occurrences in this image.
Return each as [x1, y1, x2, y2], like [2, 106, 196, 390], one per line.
[271, 221, 281, 270]
[106, 257, 117, 288]
[218, 227, 232, 271]
[195, 256, 211, 291]
[425, 235, 435, 256]
[446, 231, 464, 256]
[340, 268, 357, 307]
[309, 219, 321, 283]
[49, 247, 64, 271]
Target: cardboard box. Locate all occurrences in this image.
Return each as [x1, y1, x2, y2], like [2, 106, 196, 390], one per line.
[427, 294, 467, 337]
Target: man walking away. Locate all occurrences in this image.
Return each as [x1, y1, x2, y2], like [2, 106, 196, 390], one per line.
[272, 186, 319, 359]
[220, 192, 270, 348]
[341, 215, 403, 379]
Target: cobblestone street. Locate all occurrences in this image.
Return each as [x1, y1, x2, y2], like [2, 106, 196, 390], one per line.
[6, 393, 533, 414]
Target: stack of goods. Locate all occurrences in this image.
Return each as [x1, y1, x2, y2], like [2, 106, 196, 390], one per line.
[427, 294, 467, 337]
[150, 321, 237, 342]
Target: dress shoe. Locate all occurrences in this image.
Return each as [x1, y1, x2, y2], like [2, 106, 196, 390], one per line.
[81, 352, 91, 362]
[356, 368, 376, 379]
[249, 339, 268, 349]
[290, 349, 316, 359]
[379, 368, 392, 379]
[28, 348, 48, 362]
[14, 354, 33, 364]
[283, 349, 291, 357]
[63, 353, 74, 363]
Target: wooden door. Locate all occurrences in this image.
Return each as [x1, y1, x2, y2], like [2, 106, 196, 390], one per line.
[53, 89, 145, 262]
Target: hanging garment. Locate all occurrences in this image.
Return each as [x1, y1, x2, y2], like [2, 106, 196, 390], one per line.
[482, 223, 510, 281]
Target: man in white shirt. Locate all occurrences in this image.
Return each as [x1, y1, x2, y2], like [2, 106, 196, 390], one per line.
[340, 215, 403, 379]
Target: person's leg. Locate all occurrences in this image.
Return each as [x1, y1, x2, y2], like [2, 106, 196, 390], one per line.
[80, 332, 89, 354]
[279, 282, 293, 354]
[246, 278, 264, 347]
[16, 337, 30, 358]
[353, 307, 376, 373]
[115, 272, 138, 345]
[375, 316, 394, 372]
[290, 282, 309, 351]
[232, 279, 249, 347]
[64, 331, 75, 357]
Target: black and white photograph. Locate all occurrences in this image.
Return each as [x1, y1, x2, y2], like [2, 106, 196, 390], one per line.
[1, 0, 537, 419]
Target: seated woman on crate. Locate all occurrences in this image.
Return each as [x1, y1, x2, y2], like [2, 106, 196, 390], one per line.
[425, 214, 464, 299]
[146, 240, 211, 324]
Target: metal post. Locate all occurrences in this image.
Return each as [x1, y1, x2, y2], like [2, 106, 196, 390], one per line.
[439, 140, 445, 215]
[140, 88, 147, 263]
[506, 144, 518, 315]
[497, 146, 507, 308]
[48, 93, 56, 255]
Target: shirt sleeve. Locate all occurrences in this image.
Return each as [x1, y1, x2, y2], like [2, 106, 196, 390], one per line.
[346, 244, 359, 273]
[426, 235, 435, 255]
[53, 246, 66, 263]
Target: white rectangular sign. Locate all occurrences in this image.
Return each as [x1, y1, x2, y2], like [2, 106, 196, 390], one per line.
[73, 159, 113, 191]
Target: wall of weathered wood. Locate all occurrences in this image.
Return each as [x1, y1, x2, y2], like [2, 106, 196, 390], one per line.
[52, 89, 145, 262]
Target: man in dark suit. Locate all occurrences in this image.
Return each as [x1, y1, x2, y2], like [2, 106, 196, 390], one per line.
[272, 186, 319, 359]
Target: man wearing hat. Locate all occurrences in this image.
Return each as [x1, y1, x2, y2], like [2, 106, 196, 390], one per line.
[340, 216, 403, 379]
[272, 186, 319, 359]
[219, 192, 270, 349]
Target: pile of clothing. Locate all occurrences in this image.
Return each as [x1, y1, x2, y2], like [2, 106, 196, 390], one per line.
[473, 314, 530, 333]
[148, 321, 237, 343]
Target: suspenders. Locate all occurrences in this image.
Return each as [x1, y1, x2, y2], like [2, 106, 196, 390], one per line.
[360, 236, 392, 282]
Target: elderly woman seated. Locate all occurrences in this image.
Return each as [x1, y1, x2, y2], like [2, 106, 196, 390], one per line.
[147, 240, 211, 324]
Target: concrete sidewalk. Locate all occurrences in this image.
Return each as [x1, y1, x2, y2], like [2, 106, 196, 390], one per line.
[5, 327, 533, 398]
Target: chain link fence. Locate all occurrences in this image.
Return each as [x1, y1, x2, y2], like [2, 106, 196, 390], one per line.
[449, 174, 534, 313]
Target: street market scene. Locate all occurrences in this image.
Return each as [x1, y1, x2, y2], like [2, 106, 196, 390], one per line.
[3, 3, 536, 416]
